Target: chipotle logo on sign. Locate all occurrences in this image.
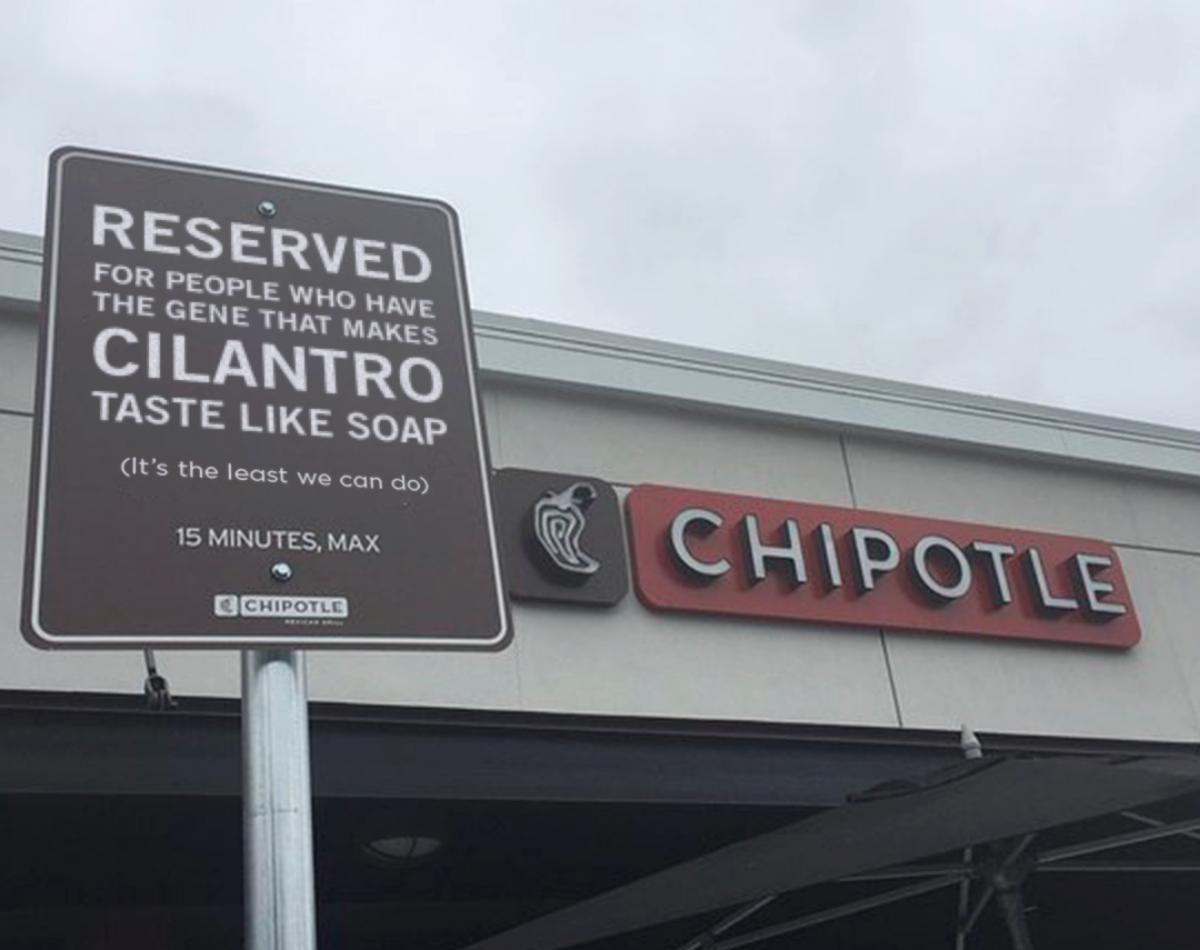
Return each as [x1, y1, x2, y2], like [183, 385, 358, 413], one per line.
[626, 485, 1139, 649]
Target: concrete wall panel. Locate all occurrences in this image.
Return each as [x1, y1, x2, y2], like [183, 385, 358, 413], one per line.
[491, 382, 855, 503]
[1122, 548, 1200, 734]
[512, 597, 899, 727]
[0, 310, 36, 415]
[844, 435, 1200, 555]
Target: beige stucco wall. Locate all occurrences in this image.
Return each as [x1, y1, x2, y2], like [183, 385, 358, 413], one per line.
[4, 292, 1200, 742]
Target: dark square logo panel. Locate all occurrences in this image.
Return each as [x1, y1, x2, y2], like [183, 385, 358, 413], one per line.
[494, 469, 628, 606]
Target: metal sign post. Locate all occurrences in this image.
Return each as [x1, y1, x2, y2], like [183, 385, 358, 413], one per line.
[242, 649, 317, 950]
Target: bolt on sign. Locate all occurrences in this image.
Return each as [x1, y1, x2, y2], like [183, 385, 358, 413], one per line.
[626, 485, 1140, 649]
[23, 148, 510, 649]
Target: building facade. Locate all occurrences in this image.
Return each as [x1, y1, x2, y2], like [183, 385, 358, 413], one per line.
[2, 225, 1199, 948]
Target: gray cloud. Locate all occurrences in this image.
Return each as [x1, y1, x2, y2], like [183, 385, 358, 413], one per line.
[3, 1, 1199, 427]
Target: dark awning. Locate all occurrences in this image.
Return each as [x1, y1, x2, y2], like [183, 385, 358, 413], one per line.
[461, 754, 1200, 950]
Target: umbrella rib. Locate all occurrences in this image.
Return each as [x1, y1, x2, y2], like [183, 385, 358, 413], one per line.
[1120, 810, 1200, 845]
[961, 885, 994, 938]
[1038, 861, 1200, 873]
[841, 863, 970, 882]
[670, 895, 777, 950]
[709, 875, 963, 950]
[954, 846, 974, 950]
[1039, 815, 1200, 864]
[961, 834, 1037, 937]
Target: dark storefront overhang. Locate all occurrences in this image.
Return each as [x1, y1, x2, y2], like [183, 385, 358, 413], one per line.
[0, 690, 974, 805]
[4, 692, 1200, 949]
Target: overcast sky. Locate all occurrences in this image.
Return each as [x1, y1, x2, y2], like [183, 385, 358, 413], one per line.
[3, 1, 1199, 428]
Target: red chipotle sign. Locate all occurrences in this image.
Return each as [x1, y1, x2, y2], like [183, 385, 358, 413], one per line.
[626, 485, 1140, 649]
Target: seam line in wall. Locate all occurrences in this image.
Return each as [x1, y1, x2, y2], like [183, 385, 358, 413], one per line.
[1114, 541, 1200, 558]
[878, 632, 905, 728]
[488, 390, 528, 709]
[841, 435, 905, 728]
[839, 434, 859, 508]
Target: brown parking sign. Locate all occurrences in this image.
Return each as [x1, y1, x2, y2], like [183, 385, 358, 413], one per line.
[22, 148, 510, 649]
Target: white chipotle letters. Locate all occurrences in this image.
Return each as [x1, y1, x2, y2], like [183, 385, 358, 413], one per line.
[668, 507, 1127, 620]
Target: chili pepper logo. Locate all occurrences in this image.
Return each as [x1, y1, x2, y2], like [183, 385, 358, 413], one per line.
[532, 482, 601, 576]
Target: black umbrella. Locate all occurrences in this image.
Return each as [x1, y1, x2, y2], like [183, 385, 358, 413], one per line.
[460, 754, 1200, 950]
